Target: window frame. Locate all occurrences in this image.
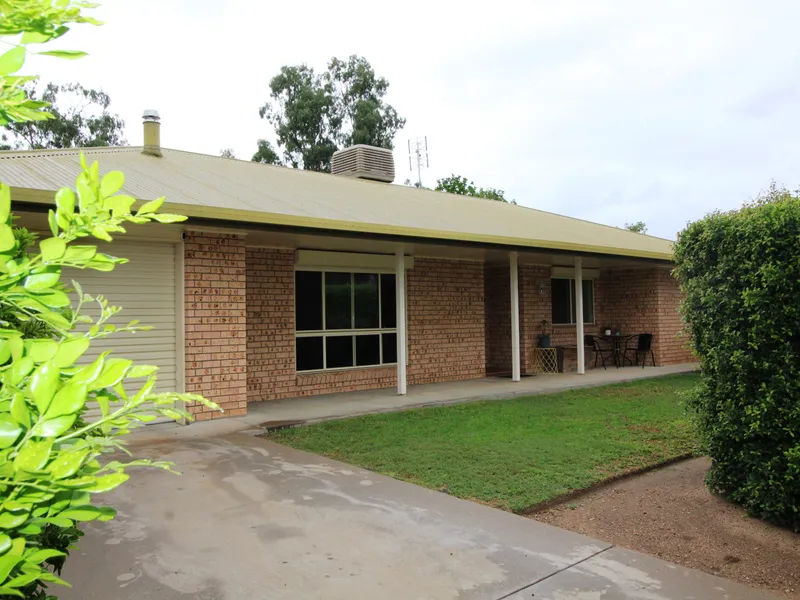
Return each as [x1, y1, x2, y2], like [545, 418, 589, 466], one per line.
[295, 268, 398, 372]
[551, 277, 595, 325]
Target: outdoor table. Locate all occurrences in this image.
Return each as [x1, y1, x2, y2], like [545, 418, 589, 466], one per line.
[599, 334, 635, 367]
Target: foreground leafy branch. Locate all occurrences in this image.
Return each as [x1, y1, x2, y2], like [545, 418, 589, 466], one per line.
[0, 159, 218, 598]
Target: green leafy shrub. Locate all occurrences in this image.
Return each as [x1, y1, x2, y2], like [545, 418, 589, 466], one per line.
[674, 184, 800, 531]
[0, 2, 219, 598]
[0, 161, 218, 598]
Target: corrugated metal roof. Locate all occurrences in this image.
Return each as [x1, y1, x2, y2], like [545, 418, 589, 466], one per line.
[0, 146, 674, 260]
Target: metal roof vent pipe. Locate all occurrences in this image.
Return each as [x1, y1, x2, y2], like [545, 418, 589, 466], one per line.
[331, 145, 395, 183]
[142, 109, 162, 157]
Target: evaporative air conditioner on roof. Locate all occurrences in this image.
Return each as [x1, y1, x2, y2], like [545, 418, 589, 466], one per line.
[331, 144, 395, 183]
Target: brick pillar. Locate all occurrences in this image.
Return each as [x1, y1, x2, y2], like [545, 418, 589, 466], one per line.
[184, 232, 247, 420]
[246, 248, 296, 402]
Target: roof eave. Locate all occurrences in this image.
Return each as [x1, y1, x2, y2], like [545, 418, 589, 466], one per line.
[10, 186, 675, 262]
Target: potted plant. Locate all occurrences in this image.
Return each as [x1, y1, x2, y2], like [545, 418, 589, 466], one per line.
[537, 319, 551, 348]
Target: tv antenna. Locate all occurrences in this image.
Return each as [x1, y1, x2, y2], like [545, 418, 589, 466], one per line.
[408, 136, 429, 187]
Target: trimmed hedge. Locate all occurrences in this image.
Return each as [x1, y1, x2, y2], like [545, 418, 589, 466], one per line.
[674, 185, 800, 530]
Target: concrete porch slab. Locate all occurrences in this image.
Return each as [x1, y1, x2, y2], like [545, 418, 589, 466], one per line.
[56, 433, 770, 600]
[246, 364, 699, 426]
[129, 364, 698, 445]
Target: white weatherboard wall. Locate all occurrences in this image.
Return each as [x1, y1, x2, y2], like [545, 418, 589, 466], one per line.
[66, 240, 181, 417]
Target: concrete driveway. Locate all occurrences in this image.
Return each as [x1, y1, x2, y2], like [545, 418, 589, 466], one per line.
[57, 434, 772, 600]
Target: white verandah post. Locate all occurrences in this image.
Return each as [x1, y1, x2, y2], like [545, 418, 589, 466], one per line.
[510, 251, 521, 382]
[575, 256, 585, 374]
[396, 249, 408, 395]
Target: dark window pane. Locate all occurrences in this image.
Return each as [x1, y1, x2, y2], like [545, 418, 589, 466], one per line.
[380, 274, 396, 328]
[551, 279, 571, 324]
[356, 335, 380, 366]
[382, 333, 397, 364]
[296, 336, 323, 371]
[583, 281, 595, 324]
[354, 273, 379, 329]
[295, 271, 322, 331]
[326, 335, 354, 369]
[325, 272, 352, 330]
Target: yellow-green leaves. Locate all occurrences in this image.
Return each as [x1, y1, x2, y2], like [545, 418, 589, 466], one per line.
[37, 50, 87, 60]
[9, 394, 29, 430]
[8, 356, 33, 386]
[0, 417, 22, 450]
[39, 237, 66, 261]
[0, 224, 15, 252]
[69, 354, 104, 387]
[25, 339, 58, 363]
[19, 31, 51, 44]
[128, 364, 159, 378]
[149, 213, 187, 224]
[59, 505, 114, 521]
[47, 448, 89, 480]
[45, 381, 87, 418]
[136, 196, 163, 215]
[0, 184, 10, 224]
[91, 358, 132, 390]
[55, 186, 74, 217]
[53, 337, 89, 368]
[27, 361, 59, 413]
[88, 472, 128, 493]
[86, 252, 125, 271]
[0, 153, 221, 598]
[23, 269, 60, 291]
[13, 439, 52, 472]
[99, 171, 124, 197]
[63, 245, 96, 262]
[105, 195, 135, 217]
[0, 47, 26, 77]
[47, 210, 58, 237]
[31, 415, 76, 438]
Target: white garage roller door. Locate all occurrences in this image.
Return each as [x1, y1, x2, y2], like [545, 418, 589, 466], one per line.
[66, 240, 182, 419]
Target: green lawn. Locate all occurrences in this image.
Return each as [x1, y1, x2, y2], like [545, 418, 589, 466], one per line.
[269, 373, 700, 512]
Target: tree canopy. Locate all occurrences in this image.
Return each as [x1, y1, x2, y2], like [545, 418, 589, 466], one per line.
[3, 82, 125, 149]
[256, 55, 405, 172]
[251, 139, 281, 165]
[435, 174, 513, 203]
[624, 221, 648, 234]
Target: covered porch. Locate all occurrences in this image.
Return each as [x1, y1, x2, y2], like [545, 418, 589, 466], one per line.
[240, 225, 693, 419]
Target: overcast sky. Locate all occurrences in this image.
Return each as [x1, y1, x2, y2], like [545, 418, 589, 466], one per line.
[23, 0, 800, 239]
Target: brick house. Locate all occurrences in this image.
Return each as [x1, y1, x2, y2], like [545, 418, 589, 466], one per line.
[0, 115, 692, 421]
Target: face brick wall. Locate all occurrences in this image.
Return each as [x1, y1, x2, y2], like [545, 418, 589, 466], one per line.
[656, 268, 694, 364]
[520, 265, 551, 372]
[245, 248, 397, 402]
[245, 248, 296, 401]
[184, 232, 247, 420]
[598, 267, 692, 366]
[245, 252, 486, 401]
[407, 258, 486, 385]
[484, 264, 511, 376]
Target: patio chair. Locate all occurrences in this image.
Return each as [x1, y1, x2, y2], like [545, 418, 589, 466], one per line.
[585, 335, 616, 370]
[623, 333, 655, 368]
